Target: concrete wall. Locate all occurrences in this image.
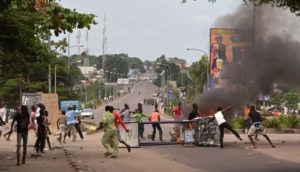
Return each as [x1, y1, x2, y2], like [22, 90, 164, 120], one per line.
[41, 94, 59, 130]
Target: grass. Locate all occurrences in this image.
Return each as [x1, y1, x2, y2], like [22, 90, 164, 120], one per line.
[231, 115, 300, 129]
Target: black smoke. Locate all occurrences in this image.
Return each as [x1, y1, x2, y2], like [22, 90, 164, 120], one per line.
[188, 4, 300, 116]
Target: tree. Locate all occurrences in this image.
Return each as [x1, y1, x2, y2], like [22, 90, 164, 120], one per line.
[0, 0, 96, 106]
[154, 55, 180, 81]
[127, 57, 145, 73]
[188, 55, 209, 93]
[144, 60, 153, 70]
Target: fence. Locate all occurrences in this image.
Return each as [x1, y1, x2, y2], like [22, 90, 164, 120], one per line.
[118, 117, 220, 148]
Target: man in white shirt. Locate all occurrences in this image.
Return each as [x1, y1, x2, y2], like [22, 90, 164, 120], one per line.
[0, 103, 7, 138]
[212, 106, 242, 148]
[0, 104, 7, 123]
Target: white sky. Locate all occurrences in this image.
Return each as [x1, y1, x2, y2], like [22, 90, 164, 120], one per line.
[59, 0, 242, 64]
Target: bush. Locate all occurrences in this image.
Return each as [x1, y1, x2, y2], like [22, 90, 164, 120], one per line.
[263, 117, 282, 128]
[282, 115, 300, 128]
[230, 117, 246, 129]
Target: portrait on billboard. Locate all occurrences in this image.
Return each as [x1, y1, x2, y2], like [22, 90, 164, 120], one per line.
[209, 28, 251, 89]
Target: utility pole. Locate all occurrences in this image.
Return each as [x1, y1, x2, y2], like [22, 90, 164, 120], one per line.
[76, 30, 81, 55]
[19, 73, 22, 106]
[48, 35, 51, 93]
[54, 65, 57, 93]
[102, 14, 107, 100]
[84, 29, 89, 66]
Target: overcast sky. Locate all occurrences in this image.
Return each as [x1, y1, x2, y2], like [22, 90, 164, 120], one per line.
[59, 0, 242, 64]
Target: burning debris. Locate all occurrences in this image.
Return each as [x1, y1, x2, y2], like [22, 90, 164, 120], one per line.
[186, 4, 300, 116]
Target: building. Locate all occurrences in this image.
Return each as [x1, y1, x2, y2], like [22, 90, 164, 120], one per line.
[167, 57, 187, 69]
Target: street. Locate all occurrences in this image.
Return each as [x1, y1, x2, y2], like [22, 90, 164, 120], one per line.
[0, 81, 300, 172]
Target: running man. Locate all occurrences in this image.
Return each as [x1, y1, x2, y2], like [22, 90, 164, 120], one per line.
[102, 106, 118, 158]
[149, 109, 163, 141]
[111, 106, 131, 152]
[132, 103, 148, 138]
[65, 106, 77, 142]
[247, 105, 275, 148]
[10, 105, 30, 165]
[57, 110, 67, 144]
[210, 106, 242, 148]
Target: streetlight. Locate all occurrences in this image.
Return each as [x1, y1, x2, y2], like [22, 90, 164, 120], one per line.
[156, 63, 172, 81]
[67, 33, 84, 68]
[186, 47, 209, 86]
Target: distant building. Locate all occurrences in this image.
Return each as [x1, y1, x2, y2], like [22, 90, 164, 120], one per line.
[78, 66, 102, 84]
[167, 57, 187, 69]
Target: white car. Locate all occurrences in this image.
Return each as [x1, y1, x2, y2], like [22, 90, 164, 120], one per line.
[153, 92, 158, 97]
[79, 108, 94, 119]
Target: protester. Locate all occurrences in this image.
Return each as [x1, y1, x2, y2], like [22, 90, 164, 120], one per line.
[111, 106, 131, 152]
[10, 105, 30, 165]
[102, 106, 118, 158]
[188, 103, 201, 120]
[65, 106, 77, 142]
[247, 105, 275, 148]
[244, 105, 259, 141]
[44, 110, 52, 150]
[210, 106, 242, 148]
[273, 109, 279, 118]
[57, 110, 67, 144]
[172, 102, 181, 119]
[0, 114, 5, 138]
[73, 105, 85, 141]
[35, 104, 46, 153]
[3, 106, 19, 141]
[132, 103, 148, 138]
[120, 103, 131, 122]
[0, 103, 7, 124]
[149, 109, 163, 141]
[0, 103, 7, 138]
[28, 105, 37, 133]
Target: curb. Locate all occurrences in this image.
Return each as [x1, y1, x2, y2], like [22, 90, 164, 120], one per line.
[231, 128, 300, 134]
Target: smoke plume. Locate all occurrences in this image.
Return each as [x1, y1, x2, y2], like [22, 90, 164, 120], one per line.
[190, 4, 300, 116]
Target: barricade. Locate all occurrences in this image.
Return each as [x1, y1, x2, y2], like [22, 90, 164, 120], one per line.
[119, 117, 220, 147]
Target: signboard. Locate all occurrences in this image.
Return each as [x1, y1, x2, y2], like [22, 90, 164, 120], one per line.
[167, 89, 173, 100]
[60, 100, 80, 111]
[117, 78, 130, 85]
[22, 93, 42, 112]
[209, 28, 251, 89]
[118, 122, 139, 148]
[184, 129, 195, 143]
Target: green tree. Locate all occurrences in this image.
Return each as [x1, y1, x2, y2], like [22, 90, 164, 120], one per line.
[0, 0, 96, 106]
[154, 55, 180, 81]
[127, 57, 145, 73]
[188, 55, 209, 94]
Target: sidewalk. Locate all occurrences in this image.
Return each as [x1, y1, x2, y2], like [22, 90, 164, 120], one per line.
[0, 132, 73, 172]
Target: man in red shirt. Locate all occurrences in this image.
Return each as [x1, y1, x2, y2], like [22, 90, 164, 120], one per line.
[110, 106, 131, 152]
[172, 102, 182, 120]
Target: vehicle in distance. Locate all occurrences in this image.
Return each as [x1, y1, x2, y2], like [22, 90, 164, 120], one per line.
[153, 92, 158, 97]
[79, 108, 94, 119]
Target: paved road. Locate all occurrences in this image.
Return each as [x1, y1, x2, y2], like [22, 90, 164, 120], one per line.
[93, 81, 157, 123]
[93, 81, 174, 141]
[1, 81, 300, 172]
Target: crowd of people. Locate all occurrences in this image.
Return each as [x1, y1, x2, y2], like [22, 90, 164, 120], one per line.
[99, 102, 167, 158]
[184, 103, 276, 149]
[0, 103, 87, 166]
[0, 98, 277, 165]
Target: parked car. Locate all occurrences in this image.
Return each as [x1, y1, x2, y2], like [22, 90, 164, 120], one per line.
[79, 108, 94, 119]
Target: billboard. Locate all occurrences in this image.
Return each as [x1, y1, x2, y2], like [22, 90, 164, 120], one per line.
[60, 100, 80, 111]
[209, 28, 251, 89]
[117, 78, 130, 85]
